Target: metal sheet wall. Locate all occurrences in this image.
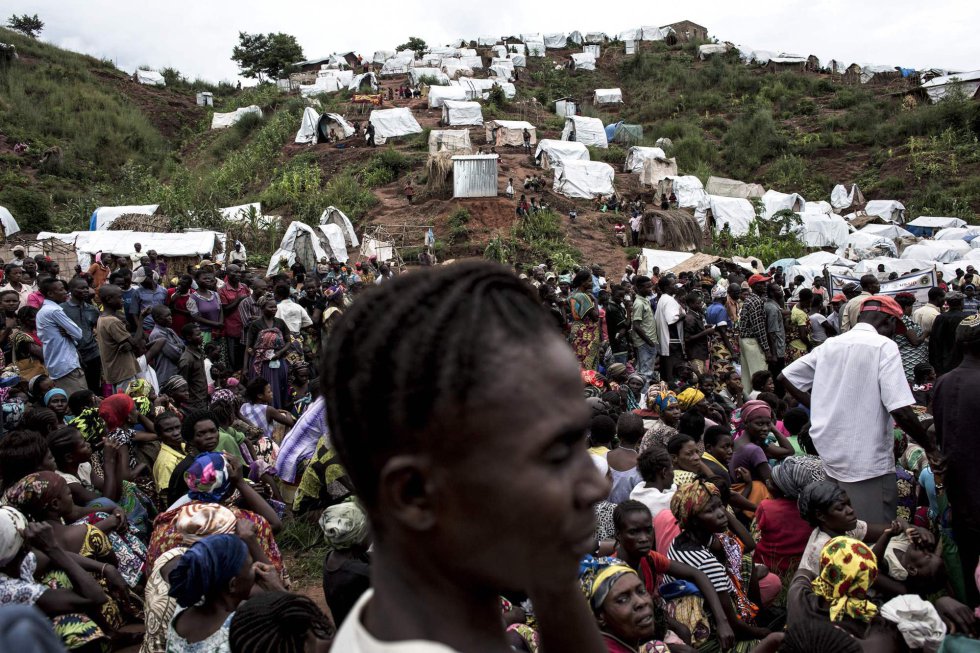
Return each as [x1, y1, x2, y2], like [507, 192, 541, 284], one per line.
[453, 158, 498, 198]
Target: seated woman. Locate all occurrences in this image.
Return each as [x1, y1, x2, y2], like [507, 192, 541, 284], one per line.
[239, 378, 294, 469]
[629, 445, 676, 522]
[230, 591, 335, 653]
[320, 501, 371, 627]
[729, 400, 776, 520]
[666, 434, 715, 487]
[166, 534, 281, 652]
[22, 407, 59, 436]
[578, 555, 698, 653]
[42, 389, 69, 425]
[0, 506, 117, 651]
[209, 391, 282, 505]
[66, 390, 100, 424]
[97, 394, 157, 500]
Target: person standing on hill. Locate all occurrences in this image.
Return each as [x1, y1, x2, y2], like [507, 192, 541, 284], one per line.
[522, 127, 532, 153]
[60, 277, 102, 394]
[366, 122, 375, 147]
[96, 284, 146, 393]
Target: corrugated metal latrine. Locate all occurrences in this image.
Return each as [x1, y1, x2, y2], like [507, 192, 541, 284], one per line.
[453, 154, 498, 198]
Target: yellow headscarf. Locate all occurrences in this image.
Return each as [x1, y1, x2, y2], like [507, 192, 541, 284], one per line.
[811, 536, 879, 623]
[676, 387, 705, 411]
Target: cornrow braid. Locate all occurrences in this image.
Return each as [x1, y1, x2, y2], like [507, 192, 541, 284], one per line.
[229, 591, 334, 653]
[321, 260, 554, 507]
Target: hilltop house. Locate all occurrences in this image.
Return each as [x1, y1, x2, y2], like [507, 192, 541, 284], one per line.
[661, 21, 708, 44]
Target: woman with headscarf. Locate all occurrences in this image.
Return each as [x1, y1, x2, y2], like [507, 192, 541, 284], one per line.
[320, 500, 371, 626]
[0, 506, 116, 651]
[245, 296, 292, 409]
[98, 393, 158, 501]
[728, 400, 775, 519]
[159, 374, 190, 417]
[664, 481, 773, 651]
[568, 269, 601, 370]
[288, 361, 313, 418]
[10, 306, 45, 381]
[42, 388, 68, 425]
[638, 386, 680, 453]
[85, 252, 110, 290]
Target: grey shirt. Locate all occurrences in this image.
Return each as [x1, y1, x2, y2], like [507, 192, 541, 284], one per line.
[764, 299, 786, 359]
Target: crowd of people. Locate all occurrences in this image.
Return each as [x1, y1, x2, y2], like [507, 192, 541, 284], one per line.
[0, 244, 978, 652]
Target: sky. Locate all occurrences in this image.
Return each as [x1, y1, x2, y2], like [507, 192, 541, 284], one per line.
[8, 0, 979, 84]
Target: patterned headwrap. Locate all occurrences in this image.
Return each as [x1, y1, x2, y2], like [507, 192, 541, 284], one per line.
[770, 456, 826, 500]
[184, 453, 232, 503]
[3, 472, 65, 520]
[578, 555, 638, 612]
[647, 383, 678, 417]
[70, 406, 106, 445]
[319, 500, 370, 552]
[670, 480, 720, 530]
[210, 389, 237, 407]
[811, 537, 879, 623]
[174, 503, 237, 545]
[161, 375, 189, 396]
[99, 393, 135, 431]
[0, 506, 27, 566]
[676, 387, 705, 411]
[581, 369, 605, 389]
[740, 399, 772, 425]
[125, 379, 152, 399]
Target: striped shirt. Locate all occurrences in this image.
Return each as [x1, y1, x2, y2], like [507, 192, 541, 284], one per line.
[666, 536, 733, 596]
[782, 323, 914, 483]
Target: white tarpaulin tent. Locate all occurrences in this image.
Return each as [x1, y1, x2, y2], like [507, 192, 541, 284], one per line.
[442, 61, 472, 77]
[39, 230, 223, 267]
[838, 232, 898, 259]
[380, 51, 414, 75]
[267, 222, 332, 276]
[369, 108, 423, 144]
[319, 206, 359, 247]
[319, 223, 350, 262]
[641, 26, 666, 41]
[934, 226, 980, 240]
[295, 107, 320, 144]
[921, 70, 980, 102]
[489, 64, 515, 81]
[523, 35, 545, 56]
[618, 28, 641, 41]
[906, 216, 967, 230]
[761, 189, 805, 219]
[830, 184, 865, 210]
[568, 31, 583, 45]
[584, 32, 607, 44]
[478, 36, 498, 46]
[857, 224, 914, 240]
[348, 73, 379, 92]
[698, 44, 729, 60]
[708, 196, 755, 236]
[803, 201, 833, 215]
[136, 70, 166, 86]
[901, 241, 972, 263]
[211, 106, 262, 130]
[535, 139, 589, 170]
[485, 120, 536, 147]
[372, 50, 394, 64]
[0, 207, 20, 236]
[639, 249, 694, 275]
[89, 204, 159, 231]
[570, 53, 596, 70]
[797, 251, 856, 269]
[441, 100, 483, 126]
[409, 68, 450, 86]
[662, 176, 709, 210]
[561, 116, 607, 148]
[428, 130, 474, 154]
[554, 161, 615, 199]
[544, 33, 567, 48]
[640, 156, 678, 186]
[508, 53, 526, 68]
[300, 76, 342, 97]
[594, 88, 623, 104]
[624, 146, 666, 173]
[798, 213, 850, 248]
[705, 176, 765, 199]
[427, 85, 469, 108]
[864, 200, 907, 224]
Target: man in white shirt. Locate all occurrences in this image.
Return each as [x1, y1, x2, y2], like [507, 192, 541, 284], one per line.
[780, 295, 939, 523]
[273, 283, 312, 336]
[655, 277, 685, 385]
[912, 287, 946, 338]
[629, 213, 642, 247]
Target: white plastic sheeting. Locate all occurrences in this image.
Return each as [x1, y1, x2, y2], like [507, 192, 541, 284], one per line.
[594, 88, 623, 104]
[485, 120, 536, 147]
[0, 207, 20, 236]
[40, 230, 223, 268]
[90, 205, 159, 231]
[618, 28, 642, 42]
[624, 146, 666, 173]
[921, 70, 980, 102]
[442, 61, 472, 78]
[798, 213, 850, 248]
[348, 73, 379, 92]
[441, 100, 483, 126]
[838, 232, 899, 259]
[478, 36, 498, 46]
[640, 249, 695, 275]
[857, 224, 914, 240]
[708, 196, 755, 236]
[698, 44, 729, 60]
[544, 33, 567, 48]
[409, 68, 450, 86]
[489, 64, 515, 81]
[319, 224, 350, 263]
[830, 184, 864, 210]
[136, 70, 166, 86]
[508, 53, 527, 68]
[568, 31, 583, 45]
[455, 77, 515, 100]
[797, 251, 856, 268]
[640, 157, 678, 187]
[803, 200, 833, 215]
[583, 45, 601, 59]
[535, 139, 589, 170]
[372, 50, 394, 64]
[864, 199, 906, 224]
[553, 161, 615, 199]
[427, 85, 469, 108]
[491, 45, 508, 59]
[428, 130, 473, 154]
[555, 99, 576, 117]
[295, 107, 321, 144]
[300, 76, 343, 97]
[906, 216, 967, 229]
[319, 206, 359, 247]
[663, 176, 709, 210]
[901, 241, 972, 263]
[523, 35, 545, 56]
[211, 105, 262, 130]
[934, 226, 980, 240]
[641, 26, 666, 41]
[705, 176, 765, 199]
[570, 53, 596, 70]
[368, 108, 423, 144]
[760, 189, 805, 219]
[267, 222, 332, 276]
[584, 32, 607, 44]
[220, 203, 263, 223]
[561, 116, 607, 148]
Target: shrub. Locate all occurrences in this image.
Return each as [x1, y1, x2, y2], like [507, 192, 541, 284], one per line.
[447, 207, 471, 244]
[321, 171, 377, 222]
[362, 147, 412, 187]
[0, 187, 52, 232]
[722, 105, 788, 177]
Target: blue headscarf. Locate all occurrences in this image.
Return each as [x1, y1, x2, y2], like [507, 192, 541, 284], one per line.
[168, 534, 249, 607]
[42, 388, 67, 407]
[183, 452, 232, 503]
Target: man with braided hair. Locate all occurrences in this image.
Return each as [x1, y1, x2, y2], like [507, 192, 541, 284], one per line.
[322, 260, 611, 652]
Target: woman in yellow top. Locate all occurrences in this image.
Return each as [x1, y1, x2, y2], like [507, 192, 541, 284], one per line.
[787, 288, 814, 362]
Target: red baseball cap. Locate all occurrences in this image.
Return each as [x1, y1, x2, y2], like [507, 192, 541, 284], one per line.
[747, 274, 772, 287]
[831, 293, 847, 303]
[859, 295, 906, 334]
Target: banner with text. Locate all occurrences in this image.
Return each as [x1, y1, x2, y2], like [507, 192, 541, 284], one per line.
[830, 269, 937, 305]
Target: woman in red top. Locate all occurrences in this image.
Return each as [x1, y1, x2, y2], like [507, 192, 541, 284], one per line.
[167, 274, 194, 336]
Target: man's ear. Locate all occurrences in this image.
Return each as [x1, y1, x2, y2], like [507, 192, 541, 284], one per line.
[377, 454, 438, 532]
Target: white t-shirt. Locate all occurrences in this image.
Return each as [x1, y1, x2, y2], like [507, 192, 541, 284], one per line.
[629, 483, 677, 519]
[799, 521, 868, 574]
[809, 313, 829, 342]
[332, 590, 462, 652]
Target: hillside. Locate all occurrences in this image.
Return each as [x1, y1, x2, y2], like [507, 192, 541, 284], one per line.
[2, 27, 979, 272]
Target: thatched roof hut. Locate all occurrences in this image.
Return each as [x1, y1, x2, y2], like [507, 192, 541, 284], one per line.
[106, 213, 172, 232]
[424, 152, 454, 196]
[639, 210, 703, 251]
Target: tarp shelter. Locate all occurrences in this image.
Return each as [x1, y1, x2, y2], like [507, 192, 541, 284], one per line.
[705, 176, 765, 199]
[39, 230, 224, 268]
[456, 77, 515, 100]
[267, 222, 346, 276]
[920, 70, 980, 102]
[553, 161, 615, 199]
[624, 146, 666, 173]
[489, 63, 515, 81]
[760, 190, 805, 219]
[857, 224, 914, 240]
[442, 61, 472, 78]
[409, 68, 450, 86]
[300, 76, 343, 97]
[535, 139, 589, 170]
[555, 99, 576, 117]
[319, 206, 359, 248]
[491, 45, 508, 59]
[901, 241, 971, 263]
[571, 53, 596, 70]
[544, 33, 567, 48]
[0, 207, 21, 237]
[708, 196, 755, 236]
[136, 69, 165, 86]
[659, 176, 709, 210]
[838, 232, 898, 259]
[478, 36, 498, 46]
[211, 106, 262, 130]
[457, 55, 484, 69]
[639, 249, 696, 276]
[905, 216, 967, 237]
[295, 108, 354, 144]
[441, 100, 483, 126]
[380, 51, 414, 75]
[584, 32, 607, 44]
[561, 116, 607, 148]
[830, 184, 865, 210]
[523, 35, 545, 56]
[372, 50, 394, 64]
[606, 123, 642, 145]
[698, 44, 729, 60]
[89, 205, 159, 231]
[864, 200, 907, 224]
[348, 73, 379, 92]
[568, 31, 584, 45]
[797, 251, 856, 269]
[429, 130, 474, 154]
[583, 45, 601, 59]
[428, 85, 469, 108]
[798, 213, 850, 248]
[640, 156, 678, 186]
[934, 226, 980, 241]
[641, 26, 666, 41]
[220, 203, 263, 223]
[618, 28, 642, 41]
[368, 108, 423, 144]
[594, 88, 623, 104]
[485, 120, 536, 147]
[508, 53, 527, 68]
[453, 154, 498, 198]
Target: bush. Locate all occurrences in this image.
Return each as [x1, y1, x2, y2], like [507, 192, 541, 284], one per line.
[447, 207, 471, 244]
[362, 147, 412, 187]
[0, 187, 52, 232]
[722, 105, 788, 177]
[322, 171, 377, 222]
[588, 145, 626, 165]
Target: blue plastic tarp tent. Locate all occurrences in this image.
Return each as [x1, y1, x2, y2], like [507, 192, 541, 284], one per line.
[604, 122, 621, 141]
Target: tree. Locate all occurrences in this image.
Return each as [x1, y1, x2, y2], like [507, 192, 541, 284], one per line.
[397, 37, 427, 58]
[7, 13, 43, 38]
[231, 31, 304, 81]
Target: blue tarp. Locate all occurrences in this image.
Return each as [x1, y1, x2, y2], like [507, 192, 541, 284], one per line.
[900, 67, 915, 78]
[604, 121, 621, 141]
[89, 211, 98, 231]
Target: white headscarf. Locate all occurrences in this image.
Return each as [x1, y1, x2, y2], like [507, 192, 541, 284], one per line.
[0, 506, 27, 567]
